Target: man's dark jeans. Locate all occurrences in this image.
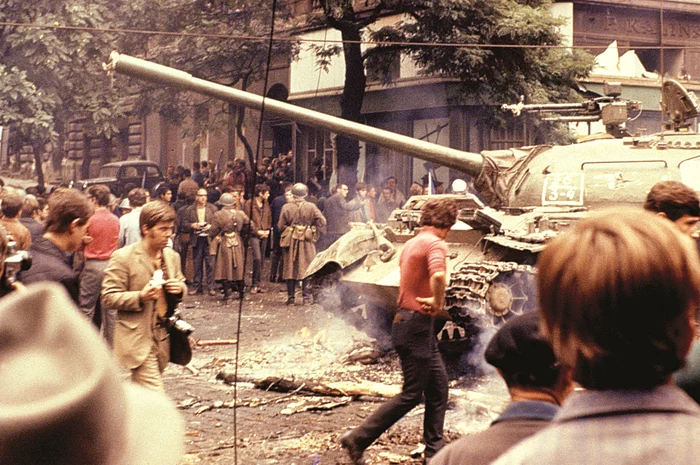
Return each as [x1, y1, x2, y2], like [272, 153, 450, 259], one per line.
[346, 309, 448, 458]
[192, 236, 214, 291]
[250, 236, 267, 286]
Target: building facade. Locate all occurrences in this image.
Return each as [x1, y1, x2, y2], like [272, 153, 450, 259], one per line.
[34, 0, 700, 194]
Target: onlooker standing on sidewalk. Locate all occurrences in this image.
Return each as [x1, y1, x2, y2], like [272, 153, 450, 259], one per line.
[340, 198, 457, 464]
[244, 185, 272, 294]
[278, 183, 326, 305]
[210, 193, 250, 301]
[0, 194, 32, 250]
[318, 183, 362, 251]
[18, 188, 94, 304]
[102, 201, 186, 391]
[19, 195, 45, 242]
[155, 184, 173, 204]
[178, 169, 199, 200]
[348, 182, 371, 223]
[192, 161, 204, 188]
[118, 188, 149, 247]
[269, 182, 292, 283]
[378, 176, 406, 207]
[174, 193, 195, 280]
[78, 184, 120, 347]
[376, 184, 401, 223]
[180, 188, 217, 295]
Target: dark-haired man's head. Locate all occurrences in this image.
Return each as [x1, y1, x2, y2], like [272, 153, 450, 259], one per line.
[86, 185, 112, 207]
[44, 189, 94, 252]
[140, 201, 176, 250]
[420, 198, 457, 230]
[644, 180, 700, 237]
[254, 184, 270, 199]
[355, 182, 367, 198]
[155, 184, 172, 203]
[21, 196, 40, 219]
[1, 195, 22, 219]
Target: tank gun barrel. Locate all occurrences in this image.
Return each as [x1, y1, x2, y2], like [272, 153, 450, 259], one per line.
[104, 52, 484, 177]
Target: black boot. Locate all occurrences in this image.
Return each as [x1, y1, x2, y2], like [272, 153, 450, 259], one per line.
[286, 280, 296, 305]
[301, 280, 312, 305]
[237, 281, 245, 300]
[222, 281, 232, 301]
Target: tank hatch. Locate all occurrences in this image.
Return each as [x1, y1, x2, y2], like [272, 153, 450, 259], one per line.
[662, 79, 699, 132]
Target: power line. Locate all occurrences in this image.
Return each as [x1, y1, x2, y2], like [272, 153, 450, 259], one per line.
[1, 20, 699, 52]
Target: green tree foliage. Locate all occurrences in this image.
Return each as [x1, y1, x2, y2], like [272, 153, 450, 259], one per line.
[311, 0, 594, 184]
[369, 0, 595, 107]
[0, 0, 126, 184]
[121, 0, 297, 171]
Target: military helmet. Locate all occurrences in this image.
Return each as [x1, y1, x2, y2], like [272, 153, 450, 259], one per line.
[291, 183, 308, 198]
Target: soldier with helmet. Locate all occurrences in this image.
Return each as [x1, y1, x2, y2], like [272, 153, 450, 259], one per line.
[209, 193, 250, 301]
[278, 183, 326, 305]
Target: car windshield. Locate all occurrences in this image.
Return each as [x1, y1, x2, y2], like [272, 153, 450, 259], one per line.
[99, 166, 119, 178]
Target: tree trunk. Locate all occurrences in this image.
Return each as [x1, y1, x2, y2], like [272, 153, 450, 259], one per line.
[235, 106, 257, 197]
[33, 145, 45, 188]
[336, 24, 366, 191]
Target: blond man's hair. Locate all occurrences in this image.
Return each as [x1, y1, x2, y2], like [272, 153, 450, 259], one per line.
[537, 208, 700, 389]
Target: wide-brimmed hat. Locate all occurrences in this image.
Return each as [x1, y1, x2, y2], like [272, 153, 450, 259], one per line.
[0, 283, 184, 464]
[218, 192, 235, 206]
[119, 198, 131, 210]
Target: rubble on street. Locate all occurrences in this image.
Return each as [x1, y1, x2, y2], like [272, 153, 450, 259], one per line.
[163, 280, 509, 464]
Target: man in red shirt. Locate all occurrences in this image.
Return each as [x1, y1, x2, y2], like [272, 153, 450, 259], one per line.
[340, 198, 458, 465]
[79, 184, 120, 346]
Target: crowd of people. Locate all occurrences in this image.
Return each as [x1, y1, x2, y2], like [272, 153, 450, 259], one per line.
[8, 157, 700, 465]
[149, 159, 461, 305]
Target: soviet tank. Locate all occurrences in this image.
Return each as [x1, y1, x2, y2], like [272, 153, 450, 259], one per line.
[104, 52, 700, 363]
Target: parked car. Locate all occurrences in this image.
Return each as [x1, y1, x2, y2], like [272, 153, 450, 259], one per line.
[77, 160, 164, 197]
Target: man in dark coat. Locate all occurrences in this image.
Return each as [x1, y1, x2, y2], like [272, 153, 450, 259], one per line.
[317, 183, 362, 251]
[18, 188, 94, 304]
[269, 182, 292, 283]
[278, 183, 326, 305]
[430, 312, 572, 465]
[179, 188, 218, 295]
[243, 184, 272, 293]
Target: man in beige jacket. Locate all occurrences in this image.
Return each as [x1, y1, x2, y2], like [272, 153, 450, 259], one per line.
[102, 201, 186, 391]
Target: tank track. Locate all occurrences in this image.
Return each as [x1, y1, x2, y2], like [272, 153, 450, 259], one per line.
[445, 261, 538, 329]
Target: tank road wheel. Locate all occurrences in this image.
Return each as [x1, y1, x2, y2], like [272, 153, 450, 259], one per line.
[481, 268, 537, 328]
[441, 264, 538, 376]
